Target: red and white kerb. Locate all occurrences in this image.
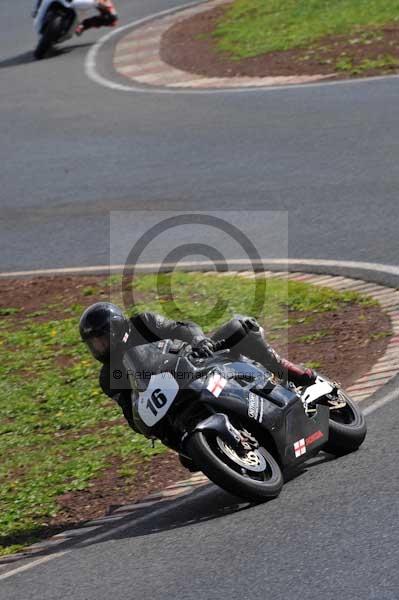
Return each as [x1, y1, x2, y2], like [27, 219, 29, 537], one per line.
[207, 373, 227, 397]
[293, 438, 306, 458]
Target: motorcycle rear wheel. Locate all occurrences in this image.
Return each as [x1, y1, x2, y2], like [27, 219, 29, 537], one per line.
[34, 15, 63, 60]
[187, 427, 283, 502]
[323, 391, 367, 455]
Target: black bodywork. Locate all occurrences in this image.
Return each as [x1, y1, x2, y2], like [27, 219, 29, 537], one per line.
[123, 340, 329, 468]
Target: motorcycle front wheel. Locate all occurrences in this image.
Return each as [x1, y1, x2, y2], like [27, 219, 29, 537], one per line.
[34, 14, 63, 60]
[323, 390, 367, 455]
[187, 425, 283, 502]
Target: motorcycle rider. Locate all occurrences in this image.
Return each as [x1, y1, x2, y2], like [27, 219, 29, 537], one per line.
[32, 0, 118, 35]
[79, 303, 316, 433]
[75, 0, 118, 36]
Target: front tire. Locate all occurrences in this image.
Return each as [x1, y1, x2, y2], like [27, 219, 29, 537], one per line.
[34, 15, 63, 60]
[187, 427, 283, 502]
[323, 391, 367, 455]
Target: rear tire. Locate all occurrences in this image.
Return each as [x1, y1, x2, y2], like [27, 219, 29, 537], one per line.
[187, 429, 283, 502]
[34, 15, 62, 60]
[323, 391, 367, 455]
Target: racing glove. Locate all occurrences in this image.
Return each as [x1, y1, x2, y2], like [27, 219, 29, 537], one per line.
[190, 337, 215, 358]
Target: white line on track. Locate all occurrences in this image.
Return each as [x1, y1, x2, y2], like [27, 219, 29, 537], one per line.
[0, 485, 214, 581]
[77, 482, 214, 547]
[363, 388, 398, 416]
[2, 257, 399, 279]
[0, 552, 68, 582]
[85, 1, 399, 95]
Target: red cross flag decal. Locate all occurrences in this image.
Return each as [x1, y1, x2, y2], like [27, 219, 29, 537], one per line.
[294, 438, 306, 458]
[207, 373, 227, 397]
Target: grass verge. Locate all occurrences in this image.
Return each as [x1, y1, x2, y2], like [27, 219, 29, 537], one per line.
[214, 0, 399, 59]
[0, 272, 379, 555]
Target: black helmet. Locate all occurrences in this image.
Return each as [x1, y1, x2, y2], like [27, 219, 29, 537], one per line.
[79, 302, 130, 363]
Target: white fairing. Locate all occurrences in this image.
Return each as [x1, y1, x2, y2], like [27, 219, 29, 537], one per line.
[301, 376, 334, 408]
[137, 373, 179, 428]
[34, 0, 97, 35]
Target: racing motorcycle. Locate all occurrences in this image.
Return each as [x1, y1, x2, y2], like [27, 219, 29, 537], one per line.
[124, 339, 367, 502]
[32, 0, 93, 60]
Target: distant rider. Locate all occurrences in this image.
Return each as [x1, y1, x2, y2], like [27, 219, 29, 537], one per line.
[79, 303, 316, 433]
[33, 0, 118, 35]
[75, 0, 118, 36]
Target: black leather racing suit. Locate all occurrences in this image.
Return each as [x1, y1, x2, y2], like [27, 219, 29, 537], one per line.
[99, 312, 314, 432]
[77, 1, 118, 32]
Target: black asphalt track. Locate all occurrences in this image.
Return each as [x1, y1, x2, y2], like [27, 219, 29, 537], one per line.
[1, 1, 399, 271]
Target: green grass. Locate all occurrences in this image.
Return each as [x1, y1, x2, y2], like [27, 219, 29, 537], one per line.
[335, 54, 399, 74]
[213, 0, 399, 59]
[120, 271, 374, 328]
[0, 273, 373, 555]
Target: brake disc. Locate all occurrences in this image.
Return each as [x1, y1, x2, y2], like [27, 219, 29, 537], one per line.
[216, 437, 266, 472]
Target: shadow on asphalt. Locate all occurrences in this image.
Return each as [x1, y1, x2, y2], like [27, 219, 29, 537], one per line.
[305, 452, 337, 469]
[63, 42, 93, 51]
[0, 43, 92, 69]
[0, 453, 337, 568]
[283, 451, 336, 484]
[0, 486, 250, 567]
[0, 486, 252, 568]
[105, 485, 256, 542]
[0, 51, 35, 69]
[98, 457, 336, 544]
[102, 456, 337, 543]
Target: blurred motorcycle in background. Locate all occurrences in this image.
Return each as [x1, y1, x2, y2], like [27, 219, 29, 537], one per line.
[32, 0, 114, 60]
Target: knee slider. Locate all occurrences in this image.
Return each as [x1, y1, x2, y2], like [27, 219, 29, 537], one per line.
[103, 12, 117, 25]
